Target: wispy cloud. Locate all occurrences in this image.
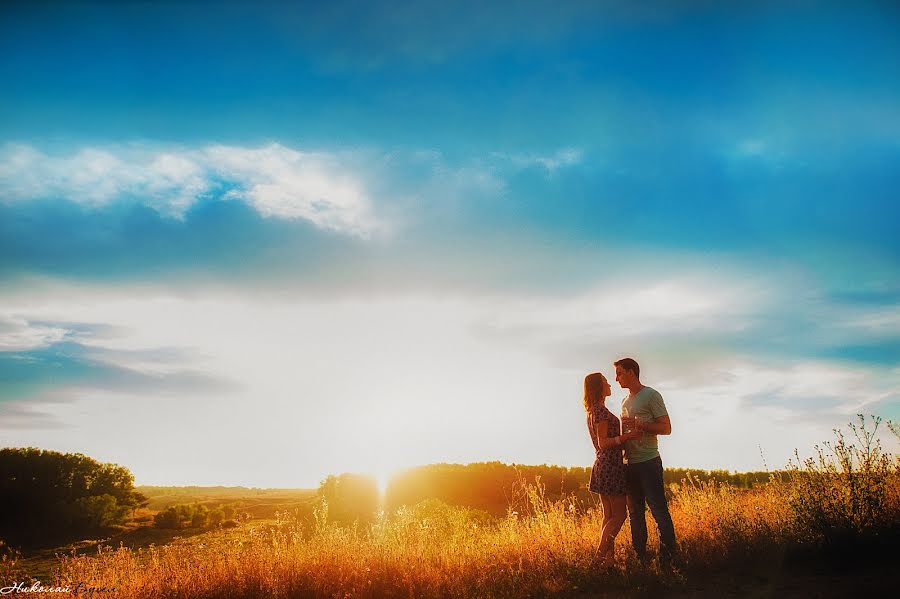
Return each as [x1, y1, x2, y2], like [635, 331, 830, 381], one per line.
[0, 315, 68, 351]
[0, 315, 238, 429]
[0, 143, 387, 238]
[474, 274, 768, 348]
[0, 260, 897, 478]
[202, 144, 386, 237]
[468, 268, 900, 421]
[490, 148, 583, 174]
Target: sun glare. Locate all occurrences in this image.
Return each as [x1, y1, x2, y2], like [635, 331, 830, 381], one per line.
[373, 470, 392, 498]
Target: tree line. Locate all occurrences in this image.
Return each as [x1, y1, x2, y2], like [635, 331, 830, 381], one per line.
[0, 447, 148, 548]
[314, 462, 782, 523]
[1, 446, 784, 546]
[386, 462, 779, 515]
[152, 502, 242, 529]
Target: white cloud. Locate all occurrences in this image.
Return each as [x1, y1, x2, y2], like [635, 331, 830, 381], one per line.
[0, 142, 386, 238]
[476, 275, 768, 345]
[203, 144, 384, 237]
[0, 315, 68, 352]
[0, 288, 570, 485]
[838, 306, 900, 337]
[1, 256, 898, 484]
[0, 142, 592, 240]
[690, 359, 886, 416]
[536, 148, 583, 171]
[491, 147, 583, 173]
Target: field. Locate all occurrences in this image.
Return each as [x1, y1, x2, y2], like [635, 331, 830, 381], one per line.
[7, 487, 319, 582]
[3, 417, 898, 598]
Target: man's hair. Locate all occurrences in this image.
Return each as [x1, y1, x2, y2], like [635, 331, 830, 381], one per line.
[614, 357, 640, 378]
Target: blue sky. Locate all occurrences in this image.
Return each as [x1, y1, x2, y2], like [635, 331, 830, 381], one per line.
[1, 0, 898, 487]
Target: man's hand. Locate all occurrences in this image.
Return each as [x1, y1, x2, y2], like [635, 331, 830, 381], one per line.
[621, 429, 643, 442]
[635, 415, 672, 435]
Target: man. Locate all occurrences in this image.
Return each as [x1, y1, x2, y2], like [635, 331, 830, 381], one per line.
[615, 357, 677, 565]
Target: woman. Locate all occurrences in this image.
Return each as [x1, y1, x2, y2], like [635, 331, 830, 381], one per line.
[584, 372, 635, 567]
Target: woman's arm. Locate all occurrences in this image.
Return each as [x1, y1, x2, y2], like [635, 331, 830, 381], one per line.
[594, 418, 634, 450]
[587, 413, 601, 452]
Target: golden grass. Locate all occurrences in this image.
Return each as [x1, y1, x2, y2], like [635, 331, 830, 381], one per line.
[34, 479, 882, 598]
[5, 417, 897, 598]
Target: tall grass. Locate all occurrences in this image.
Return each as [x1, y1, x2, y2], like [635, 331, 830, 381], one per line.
[785, 415, 900, 555]
[7, 416, 898, 598]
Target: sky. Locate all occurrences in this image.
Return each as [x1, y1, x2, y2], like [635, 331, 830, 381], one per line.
[1, 0, 898, 488]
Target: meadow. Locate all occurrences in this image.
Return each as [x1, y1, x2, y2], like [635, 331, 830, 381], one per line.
[2, 416, 897, 598]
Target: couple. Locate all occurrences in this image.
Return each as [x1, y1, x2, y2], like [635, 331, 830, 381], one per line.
[584, 357, 676, 569]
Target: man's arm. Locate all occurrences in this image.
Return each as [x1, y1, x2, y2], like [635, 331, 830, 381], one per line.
[636, 415, 671, 435]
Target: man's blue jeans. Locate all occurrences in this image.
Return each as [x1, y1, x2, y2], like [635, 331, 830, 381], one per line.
[625, 456, 676, 561]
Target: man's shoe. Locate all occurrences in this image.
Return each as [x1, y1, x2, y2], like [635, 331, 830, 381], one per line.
[631, 552, 650, 568]
[658, 552, 680, 573]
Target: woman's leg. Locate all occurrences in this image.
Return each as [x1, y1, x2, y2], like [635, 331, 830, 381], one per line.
[601, 495, 627, 561]
[594, 495, 612, 561]
[597, 495, 613, 557]
[598, 494, 627, 563]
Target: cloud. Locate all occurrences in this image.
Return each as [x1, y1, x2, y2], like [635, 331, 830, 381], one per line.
[837, 305, 900, 336]
[0, 315, 68, 351]
[0, 143, 386, 238]
[490, 148, 583, 173]
[0, 144, 209, 216]
[0, 401, 67, 430]
[464, 266, 900, 425]
[0, 261, 897, 478]
[473, 273, 769, 352]
[203, 144, 386, 237]
[0, 142, 539, 284]
[682, 358, 900, 428]
[0, 316, 238, 428]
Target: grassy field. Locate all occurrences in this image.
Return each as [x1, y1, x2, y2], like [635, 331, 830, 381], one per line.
[137, 486, 318, 519]
[3, 417, 898, 598]
[7, 487, 319, 582]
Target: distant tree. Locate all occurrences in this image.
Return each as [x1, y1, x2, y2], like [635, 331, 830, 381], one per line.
[191, 504, 209, 528]
[176, 504, 195, 526]
[153, 506, 182, 529]
[316, 473, 379, 523]
[72, 494, 126, 528]
[381, 462, 785, 516]
[153, 503, 229, 530]
[208, 507, 225, 527]
[130, 492, 150, 519]
[0, 447, 148, 548]
[384, 462, 582, 515]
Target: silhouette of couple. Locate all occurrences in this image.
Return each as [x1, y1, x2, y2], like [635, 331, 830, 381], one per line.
[584, 358, 676, 569]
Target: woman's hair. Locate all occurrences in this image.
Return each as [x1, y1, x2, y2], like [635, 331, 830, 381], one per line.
[583, 372, 607, 414]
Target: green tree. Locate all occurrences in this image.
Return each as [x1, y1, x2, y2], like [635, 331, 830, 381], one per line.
[153, 506, 182, 529]
[208, 507, 225, 527]
[73, 494, 126, 528]
[0, 447, 148, 548]
[191, 504, 209, 528]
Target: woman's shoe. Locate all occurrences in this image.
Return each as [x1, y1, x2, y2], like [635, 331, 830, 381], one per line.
[600, 550, 618, 571]
[591, 551, 617, 571]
